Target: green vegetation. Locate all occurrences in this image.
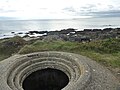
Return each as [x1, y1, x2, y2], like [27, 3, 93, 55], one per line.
[0, 36, 26, 61]
[19, 38, 120, 68]
[0, 36, 120, 68]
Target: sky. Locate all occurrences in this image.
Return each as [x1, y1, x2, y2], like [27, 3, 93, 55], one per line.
[0, 0, 120, 19]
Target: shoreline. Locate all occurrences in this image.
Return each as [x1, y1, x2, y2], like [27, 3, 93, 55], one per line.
[1, 27, 120, 42]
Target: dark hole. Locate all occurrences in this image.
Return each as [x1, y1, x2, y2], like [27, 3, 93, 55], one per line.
[22, 68, 69, 90]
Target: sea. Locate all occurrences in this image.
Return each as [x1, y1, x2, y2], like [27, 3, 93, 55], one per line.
[0, 17, 120, 39]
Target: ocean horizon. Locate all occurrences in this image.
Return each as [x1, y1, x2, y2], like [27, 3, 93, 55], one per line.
[0, 17, 120, 39]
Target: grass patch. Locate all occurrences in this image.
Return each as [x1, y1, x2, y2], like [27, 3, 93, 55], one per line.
[78, 51, 120, 67]
[19, 40, 79, 53]
[19, 38, 120, 68]
[0, 36, 26, 61]
[0, 36, 120, 68]
[0, 54, 10, 62]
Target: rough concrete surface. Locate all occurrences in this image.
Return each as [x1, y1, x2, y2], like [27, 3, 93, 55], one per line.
[0, 51, 119, 90]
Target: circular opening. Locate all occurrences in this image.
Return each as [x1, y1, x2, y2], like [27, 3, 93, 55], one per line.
[22, 68, 69, 90]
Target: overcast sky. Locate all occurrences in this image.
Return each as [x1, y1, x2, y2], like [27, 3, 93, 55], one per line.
[0, 0, 120, 19]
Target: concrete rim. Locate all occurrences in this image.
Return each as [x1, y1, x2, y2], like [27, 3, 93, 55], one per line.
[0, 51, 91, 90]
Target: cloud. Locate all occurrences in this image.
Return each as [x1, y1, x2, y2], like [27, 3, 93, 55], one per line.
[0, 0, 120, 19]
[80, 4, 96, 11]
[78, 4, 120, 17]
[0, 8, 17, 13]
[80, 10, 120, 18]
[62, 4, 120, 18]
[91, 10, 120, 17]
[63, 7, 76, 13]
[39, 8, 48, 10]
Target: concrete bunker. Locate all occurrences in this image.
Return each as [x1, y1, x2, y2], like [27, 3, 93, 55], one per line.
[23, 68, 69, 90]
[0, 51, 91, 90]
[0, 51, 119, 90]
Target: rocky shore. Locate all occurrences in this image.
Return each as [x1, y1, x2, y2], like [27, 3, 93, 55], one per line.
[2, 27, 120, 42]
[22, 28, 120, 42]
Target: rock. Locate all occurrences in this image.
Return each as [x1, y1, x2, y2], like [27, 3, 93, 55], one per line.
[92, 29, 102, 32]
[103, 28, 113, 31]
[60, 28, 76, 34]
[84, 29, 92, 32]
[18, 32, 23, 34]
[11, 32, 15, 34]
